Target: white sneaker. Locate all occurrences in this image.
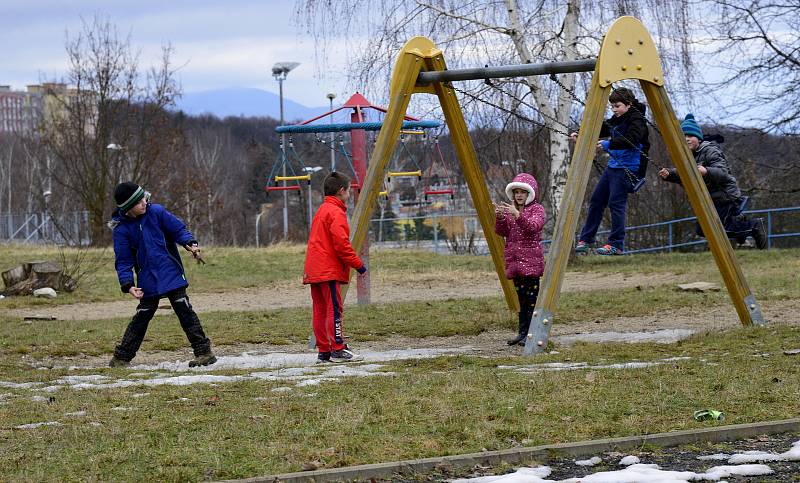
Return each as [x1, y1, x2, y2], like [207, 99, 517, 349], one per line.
[330, 348, 363, 363]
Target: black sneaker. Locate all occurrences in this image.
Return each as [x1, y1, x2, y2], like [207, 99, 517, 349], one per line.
[108, 356, 130, 368]
[316, 352, 331, 364]
[189, 351, 217, 367]
[330, 348, 363, 363]
[753, 218, 768, 250]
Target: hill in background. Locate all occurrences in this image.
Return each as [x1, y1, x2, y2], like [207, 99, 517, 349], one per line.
[173, 87, 327, 121]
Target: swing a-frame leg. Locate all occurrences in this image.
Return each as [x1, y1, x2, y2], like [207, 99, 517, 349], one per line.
[524, 16, 765, 355]
[346, 37, 519, 313]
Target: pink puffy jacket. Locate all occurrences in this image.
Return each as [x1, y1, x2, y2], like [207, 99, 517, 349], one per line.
[494, 173, 546, 279]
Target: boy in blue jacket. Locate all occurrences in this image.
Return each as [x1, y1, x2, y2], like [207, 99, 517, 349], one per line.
[108, 182, 216, 368]
[573, 87, 649, 255]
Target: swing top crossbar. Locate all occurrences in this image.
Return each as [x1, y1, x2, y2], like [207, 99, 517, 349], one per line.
[276, 120, 440, 134]
[416, 58, 596, 85]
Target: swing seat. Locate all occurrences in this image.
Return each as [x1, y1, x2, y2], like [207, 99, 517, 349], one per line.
[274, 174, 311, 182]
[424, 189, 454, 200]
[266, 185, 301, 192]
[388, 170, 423, 179]
[378, 190, 389, 197]
[630, 177, 646, 193]
[350, 182, 361, 190]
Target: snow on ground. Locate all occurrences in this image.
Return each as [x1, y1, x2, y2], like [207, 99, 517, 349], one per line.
[574, 456, 602, 467]
[456, 441, 800, 483]
[497, 356, 691, 373]
[453, 463, 774, 482]
[553, 329, 696, 346]
[726, 439, 800, 463]
[0, 348, 698, 394]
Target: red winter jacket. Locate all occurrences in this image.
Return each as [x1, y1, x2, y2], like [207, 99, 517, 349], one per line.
[303, 196, 364, 284]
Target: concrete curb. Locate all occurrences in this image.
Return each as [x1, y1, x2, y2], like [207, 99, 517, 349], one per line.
[221, 418, 800, 483]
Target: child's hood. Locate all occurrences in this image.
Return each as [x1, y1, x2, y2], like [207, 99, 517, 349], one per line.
[107, 202, 151, 230]
[504, 173, 539, 205]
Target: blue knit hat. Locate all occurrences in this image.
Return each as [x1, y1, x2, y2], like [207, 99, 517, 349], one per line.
[680, 113, 703, 141]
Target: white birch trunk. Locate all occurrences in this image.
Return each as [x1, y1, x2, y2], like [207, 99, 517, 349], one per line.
[505, 0, 580, 223]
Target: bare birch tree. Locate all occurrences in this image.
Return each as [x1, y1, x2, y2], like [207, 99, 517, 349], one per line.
[38, 15, 182, 245]
[296, 0, 692, 222]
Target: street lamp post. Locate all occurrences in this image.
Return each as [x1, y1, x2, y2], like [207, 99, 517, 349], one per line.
[327, 92, 336, 172]
[272, 61, 300, 239]
[303, 166, 323, 230]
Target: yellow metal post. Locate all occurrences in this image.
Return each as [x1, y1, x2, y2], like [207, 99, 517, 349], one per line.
[523, 76, 611, 355]
[344, 36, 518, 312]
[641, 83, 764, 326]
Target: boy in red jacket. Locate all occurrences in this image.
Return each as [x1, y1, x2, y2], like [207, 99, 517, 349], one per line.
[304, 172, 367, 363]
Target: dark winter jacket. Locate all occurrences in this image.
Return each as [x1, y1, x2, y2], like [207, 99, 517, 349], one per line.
[599, 100, 649, 172]
[111, 203, 196, 297]
[494, 173, 546, 279]
[662, 141, 742, 203]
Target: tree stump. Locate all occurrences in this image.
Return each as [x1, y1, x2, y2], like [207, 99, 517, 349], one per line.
[1, 261, 76, 296]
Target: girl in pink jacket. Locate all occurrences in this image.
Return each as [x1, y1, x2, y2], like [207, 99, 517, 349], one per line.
[494, 173, 546, 346]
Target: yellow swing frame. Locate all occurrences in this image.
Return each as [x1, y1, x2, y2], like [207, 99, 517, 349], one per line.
[346, 16, 765, 354]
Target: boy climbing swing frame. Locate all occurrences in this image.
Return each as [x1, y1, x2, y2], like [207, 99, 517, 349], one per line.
[346, 16, 765, 355]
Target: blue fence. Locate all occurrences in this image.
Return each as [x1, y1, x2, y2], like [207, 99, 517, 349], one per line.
[593, 205, 800, 254]
[367, 205, 799, 255]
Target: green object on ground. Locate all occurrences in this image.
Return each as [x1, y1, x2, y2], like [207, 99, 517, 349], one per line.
[694, 409, 725, 421]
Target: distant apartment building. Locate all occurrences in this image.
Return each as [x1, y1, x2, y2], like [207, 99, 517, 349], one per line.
[0, 83, 82, 136]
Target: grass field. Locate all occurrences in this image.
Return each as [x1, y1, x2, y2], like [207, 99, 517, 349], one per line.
[0, 245, 798, 481]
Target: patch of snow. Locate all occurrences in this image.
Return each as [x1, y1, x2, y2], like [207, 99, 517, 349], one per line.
[619, 455, 640, 466]
[111, 406, 134, 411]
[499, 356, 691, 373]
[271, 387, 292, 393]
[30, 395, 49, 402]
[451, 466, 552, 483]
[65, 411, 86, 417]
[0, 380, 42, 389]
[727, 439, 800, 464]
[14, 421, 62, 429]
[553, 329, 695, 346]
[133, 347, 468, 372]
[131, 393, 149, 398]
[453, 462, 774, 482]
[697, 453, 730, 461]
[575, 456, 602, 466]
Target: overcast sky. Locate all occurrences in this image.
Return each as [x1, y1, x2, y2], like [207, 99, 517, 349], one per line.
[0, 0, 349, 108]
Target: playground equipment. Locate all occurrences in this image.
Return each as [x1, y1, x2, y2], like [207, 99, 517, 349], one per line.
[344, 16, 765, 355]
[265, 138, 313, 229]
[276, 93, 439, 305]
[423, 136, 455, 201]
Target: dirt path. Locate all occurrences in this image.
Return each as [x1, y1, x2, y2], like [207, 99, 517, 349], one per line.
[3, 271, 682, 321]
[36, 298, 800, 370]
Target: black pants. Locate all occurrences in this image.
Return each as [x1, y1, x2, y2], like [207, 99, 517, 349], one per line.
[514, 277, 540, 330]
[696, 200, 756, 243]
[114, 287, 212, 361]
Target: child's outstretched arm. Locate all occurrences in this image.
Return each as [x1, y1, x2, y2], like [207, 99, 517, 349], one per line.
[158, 206, 196, 247]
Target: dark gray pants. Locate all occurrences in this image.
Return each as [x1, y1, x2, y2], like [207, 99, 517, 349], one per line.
[113, 287, 211, 361]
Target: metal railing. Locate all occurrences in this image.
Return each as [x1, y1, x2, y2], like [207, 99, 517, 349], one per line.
[0, 211, 90, 245]
[593, 206, 800, 254]
[367, 205, 800, 254]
